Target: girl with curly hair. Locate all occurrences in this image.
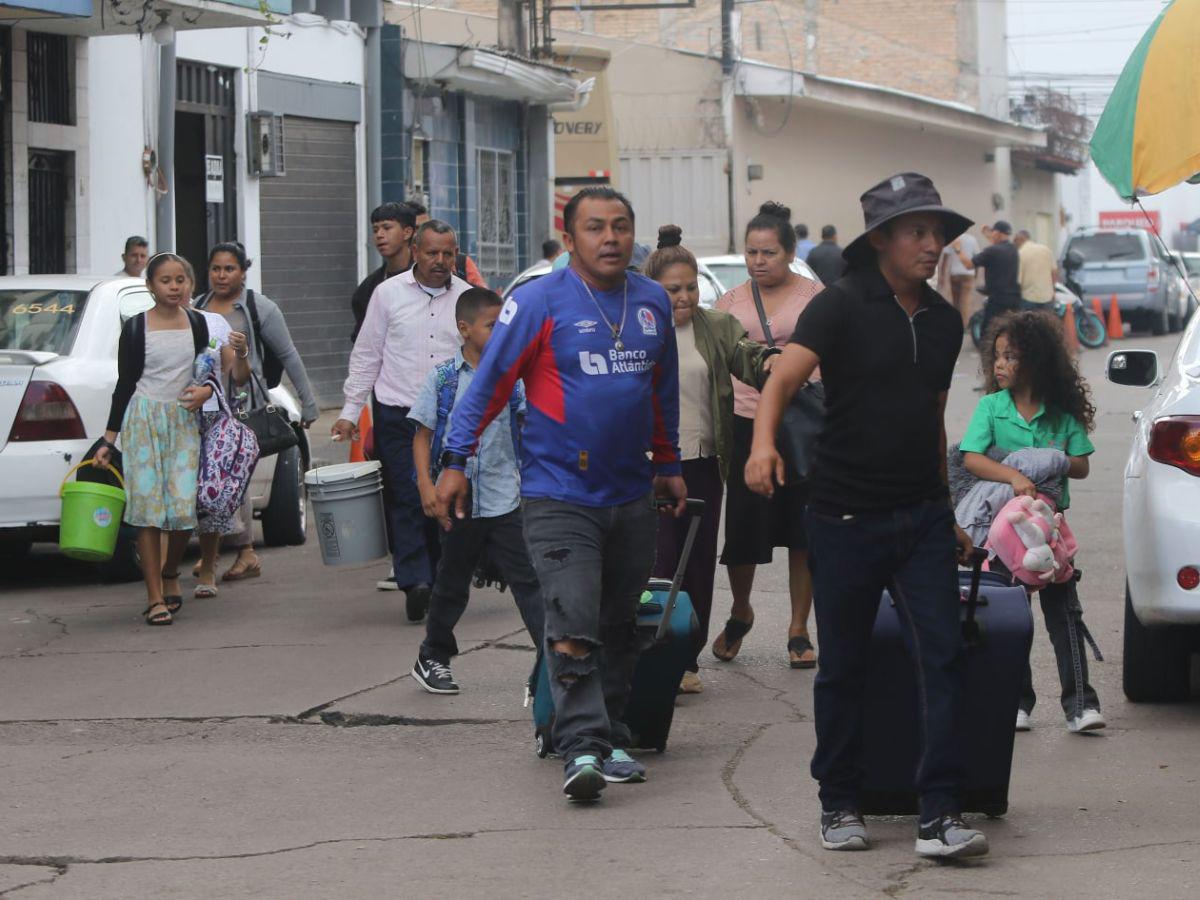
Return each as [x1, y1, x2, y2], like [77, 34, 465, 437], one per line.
[960, 310, 1104, 734]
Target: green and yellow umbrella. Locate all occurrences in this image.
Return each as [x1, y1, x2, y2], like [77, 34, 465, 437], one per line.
[1091, 0, 1200, 199]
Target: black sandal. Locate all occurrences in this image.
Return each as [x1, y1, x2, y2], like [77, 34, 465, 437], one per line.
[143, 601, 173, 626]
[788, 634, 817, 669]
[161, 571, 183, 615]
[712, 614, 754, 662]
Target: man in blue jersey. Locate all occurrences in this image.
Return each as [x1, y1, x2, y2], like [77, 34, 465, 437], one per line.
[436, 187, 687, 802]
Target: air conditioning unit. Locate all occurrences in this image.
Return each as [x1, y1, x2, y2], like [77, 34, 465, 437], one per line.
[247, 112, 285, 177]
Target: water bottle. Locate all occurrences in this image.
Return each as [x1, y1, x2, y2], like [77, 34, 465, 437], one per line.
[191, 339, 219, 385]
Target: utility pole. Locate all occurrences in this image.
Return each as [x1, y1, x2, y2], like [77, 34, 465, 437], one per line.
[721, 0, 736, 251]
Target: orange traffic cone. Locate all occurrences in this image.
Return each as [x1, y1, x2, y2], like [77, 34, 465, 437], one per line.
[1106, 294, 1124, 340]
[1091, 297, 1105, 319]
[349, 406, 371, 462]
[1062, 300, 1080, 354]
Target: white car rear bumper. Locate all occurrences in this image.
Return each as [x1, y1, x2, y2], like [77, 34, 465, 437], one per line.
[0, 439, 92, 531]
[1125, 460, 1200, 625]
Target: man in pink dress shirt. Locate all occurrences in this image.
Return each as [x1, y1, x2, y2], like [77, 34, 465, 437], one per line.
[333, 221, 471, 621]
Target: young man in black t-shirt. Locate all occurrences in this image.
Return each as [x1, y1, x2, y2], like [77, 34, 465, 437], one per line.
[745, 173, 989, 860]
[952, 220, 1021, 339]
[351, 202, 418, 343]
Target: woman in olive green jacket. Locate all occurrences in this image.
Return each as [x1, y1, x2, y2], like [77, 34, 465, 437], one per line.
[645, 226, 774, 693]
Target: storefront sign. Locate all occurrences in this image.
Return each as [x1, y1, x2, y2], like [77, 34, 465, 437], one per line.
[1098, 209, 1161, 231]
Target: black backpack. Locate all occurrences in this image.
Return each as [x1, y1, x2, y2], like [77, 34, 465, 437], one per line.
[196, 290, 284, 389]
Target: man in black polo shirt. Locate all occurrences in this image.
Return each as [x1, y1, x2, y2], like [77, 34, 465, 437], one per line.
[351, 201, 418, 342]
[951, 220, 1020, 340]
[745, 173, 988, 859]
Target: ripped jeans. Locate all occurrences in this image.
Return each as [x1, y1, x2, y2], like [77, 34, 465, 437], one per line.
[522, 493, 659, 762]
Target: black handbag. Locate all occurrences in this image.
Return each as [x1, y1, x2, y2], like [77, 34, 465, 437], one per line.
[235, 371, 298, 458]
[750, 282, 825, 482]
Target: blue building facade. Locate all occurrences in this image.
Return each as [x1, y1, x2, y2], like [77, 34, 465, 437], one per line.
[381, 26, 557, 289]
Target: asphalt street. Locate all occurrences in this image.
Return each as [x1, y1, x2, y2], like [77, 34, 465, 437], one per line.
[2, 331, 1198, 899]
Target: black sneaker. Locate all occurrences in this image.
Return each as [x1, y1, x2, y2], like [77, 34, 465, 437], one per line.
[820, 809, 869, 851]
[915, 813, 989, 858]
[405, 583, 431, 623]
[411, 655, 459, 694]
[562, 755, 606, 802]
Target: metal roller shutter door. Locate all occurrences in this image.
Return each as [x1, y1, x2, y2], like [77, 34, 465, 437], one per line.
[260, 116, 358, 407]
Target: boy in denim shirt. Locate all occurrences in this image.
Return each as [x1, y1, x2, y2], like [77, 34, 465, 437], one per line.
[408, 288, 544, 694]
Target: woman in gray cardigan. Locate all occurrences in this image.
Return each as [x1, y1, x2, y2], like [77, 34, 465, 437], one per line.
[192, 242, 319, 594]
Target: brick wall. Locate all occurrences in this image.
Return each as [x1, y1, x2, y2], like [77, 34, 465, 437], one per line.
[426, 0, 977, 107]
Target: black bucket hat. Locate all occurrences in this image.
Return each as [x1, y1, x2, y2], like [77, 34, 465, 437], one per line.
[843, 172, 973, 264]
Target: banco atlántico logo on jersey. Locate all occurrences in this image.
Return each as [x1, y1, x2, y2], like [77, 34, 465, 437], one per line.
[579, 351, 608, 375]
[579, 348, 654, 376]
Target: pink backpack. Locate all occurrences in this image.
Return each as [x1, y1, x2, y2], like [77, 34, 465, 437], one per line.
[986, 494, 1077, 587]
[197, 377, 260, 526]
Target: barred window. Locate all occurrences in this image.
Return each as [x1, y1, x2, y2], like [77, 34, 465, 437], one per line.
[28, 33, 73, 125]
[477, 149, 516, 282]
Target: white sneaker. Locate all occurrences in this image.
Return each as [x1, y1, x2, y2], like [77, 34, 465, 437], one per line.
[1067, 708, 1106, 733]
[376, 568, 400, 591]
[1015, 709, 1032, 731]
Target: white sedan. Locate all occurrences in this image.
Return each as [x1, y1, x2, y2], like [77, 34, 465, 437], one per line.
[696, 254, 823, 302]
[1106, 316, 1200, 701]
[0, 275, 309, 579]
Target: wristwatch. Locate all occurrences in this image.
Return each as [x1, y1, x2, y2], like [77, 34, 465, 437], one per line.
[440, 450, 468, 471]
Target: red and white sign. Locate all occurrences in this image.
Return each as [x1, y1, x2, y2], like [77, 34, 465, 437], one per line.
[1098, 209, 1161, 232]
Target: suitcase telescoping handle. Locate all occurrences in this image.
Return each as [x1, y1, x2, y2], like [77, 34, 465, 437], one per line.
[962, 547, 988, 646]
[652, 498, 706, 641]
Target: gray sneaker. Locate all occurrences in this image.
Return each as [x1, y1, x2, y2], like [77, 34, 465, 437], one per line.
[820, 809, 869, 851]
[916, 814, 989, 858]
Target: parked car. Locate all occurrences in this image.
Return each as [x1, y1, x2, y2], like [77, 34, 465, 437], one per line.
[502, 259, 554, 300]
[503, 257, 725, 308]
[697, 254, 822, 300]
[0, 275, 309, 580]
[1168, 251, 1200, 322]
[1062, 228, 1188, 335]
[1105, 316, 1200, 701]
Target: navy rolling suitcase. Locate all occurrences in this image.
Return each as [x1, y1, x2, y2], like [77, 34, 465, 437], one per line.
[859, 551, 1033, 817]
[528, 499, 704, 757]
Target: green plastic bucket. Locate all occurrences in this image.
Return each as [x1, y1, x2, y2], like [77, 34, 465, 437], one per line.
[59, 460, 126, 561]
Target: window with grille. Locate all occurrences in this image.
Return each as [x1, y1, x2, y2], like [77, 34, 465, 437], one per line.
[28, 150, 71, 274]
[477, 149, 516, 281]
[28, 33, 73, 125]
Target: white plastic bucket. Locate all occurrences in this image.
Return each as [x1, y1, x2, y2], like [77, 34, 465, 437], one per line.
[304, 461, 389, 566]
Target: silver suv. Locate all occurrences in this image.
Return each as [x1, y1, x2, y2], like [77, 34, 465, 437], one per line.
[1063, 228, 1188, 335]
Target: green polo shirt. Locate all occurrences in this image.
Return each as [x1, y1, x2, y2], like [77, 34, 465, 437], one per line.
[960, 389, 1094, 508]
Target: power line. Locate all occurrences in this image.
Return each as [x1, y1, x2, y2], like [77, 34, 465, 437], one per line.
[1009, 20, 1153, 39]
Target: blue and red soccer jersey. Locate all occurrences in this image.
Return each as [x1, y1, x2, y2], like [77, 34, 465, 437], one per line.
[443, 267, 681, 507]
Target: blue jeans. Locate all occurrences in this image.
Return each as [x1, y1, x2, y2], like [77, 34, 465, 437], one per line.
[522, 494, 658, 762]
[373, 403, 440, 588]
[806, 501, 966, 820]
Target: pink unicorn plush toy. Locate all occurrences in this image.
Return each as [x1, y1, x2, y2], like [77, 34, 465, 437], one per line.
[986, 494, 1078, 587]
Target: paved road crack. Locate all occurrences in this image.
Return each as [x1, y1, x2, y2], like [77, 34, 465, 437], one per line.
[723, 667, 807, 722]
[0, 824, 767, 873]
[0, 863, 66, 898]
[317, 712, 514, 728]
[718, 706, 886, 896]
[12, 643, 326, 658]
[293, 627, 528, 721]
[1, 610, 69, 660]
